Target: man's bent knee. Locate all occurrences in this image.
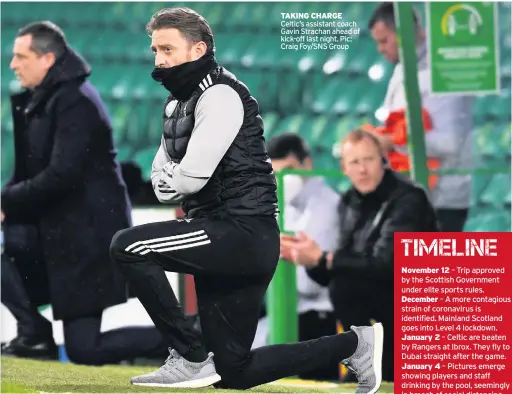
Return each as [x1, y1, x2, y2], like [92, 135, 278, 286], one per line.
[66, 344, 105, 366]
[109, 228, 134, 262]
[215, 359, 252, 390]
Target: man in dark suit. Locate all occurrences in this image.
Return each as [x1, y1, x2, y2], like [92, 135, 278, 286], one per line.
[1, 21, 165, 365]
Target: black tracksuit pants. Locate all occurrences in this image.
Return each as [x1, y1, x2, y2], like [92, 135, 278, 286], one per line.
[1, 254, 166, 365]
[110, 215, 358, 390]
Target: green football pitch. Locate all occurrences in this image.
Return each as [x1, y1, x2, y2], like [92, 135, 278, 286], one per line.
[1, 357, 394, 393]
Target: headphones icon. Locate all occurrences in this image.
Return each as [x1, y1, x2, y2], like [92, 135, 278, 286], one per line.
[443, 4, 483, 37]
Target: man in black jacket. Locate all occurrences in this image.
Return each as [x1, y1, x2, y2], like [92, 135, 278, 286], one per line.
[281, 128, 439, 382]
[1, 21, 165, 365]
[109, 7, 384, 392]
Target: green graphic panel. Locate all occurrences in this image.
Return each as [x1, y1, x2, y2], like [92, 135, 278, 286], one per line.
[427, 2, 500, 95]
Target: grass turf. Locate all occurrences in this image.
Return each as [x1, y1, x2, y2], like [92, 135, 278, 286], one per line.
[1, 356, 394, 393]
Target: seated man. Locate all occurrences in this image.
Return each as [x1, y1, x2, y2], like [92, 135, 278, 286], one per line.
[252, 133, 340, 382]
[282, 128, 439, 382]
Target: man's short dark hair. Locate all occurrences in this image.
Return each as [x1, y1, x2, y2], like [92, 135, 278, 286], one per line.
[146, 7, 215, 54]
[368, 2, 421, 31]
[267, 133, 310, 163]
[17, 21, 67, 59]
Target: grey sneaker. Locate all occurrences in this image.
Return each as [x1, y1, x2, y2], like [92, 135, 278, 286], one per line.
[131, 348, 221, 388]
[341, 323, 384, 394]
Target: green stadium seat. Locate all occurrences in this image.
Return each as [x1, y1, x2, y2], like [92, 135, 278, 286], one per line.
[247, 69, 278, 105]
[223, 3, 255, 31]
[278, 48, 311, 73]
[133, 146, 158, 179]
[122, 64, 155, 100]
[125, 2, 161, 28]
[299, 50, 331, 75]
[322, 50, 351, 76]
[1, 98, 11, 119]
[60, 2, 94, 26]
[1, 63, 16, 94]
[474, 123, 496, 157]
[85, 29, 116, 61]
[262, 112, 280, 138]
[189, 3, 215, 19]
[464, 209, 510, 232]
[199, 2, 226, 32]
[124, 101, 154, 149]
[116, 144, 134, 163]
[2, 28, 16, 59]
[488, 89, 511, 121]
[219, 34, 253, 68]
[14, 2, 50, 23]
[108, 100, 132, 144]
[480, 173, 511, 207]
[496, 122, 511, 159]
[262, 2, 303, 33]
[147, 101, 163, 144]
[1, 131, 14, 184]
[272, 114, 307, 137]
[355, 79, 386, 116]
[128, 33, 153, 63]
[501, 49, 511, 78]
[241, 34, 278, 70]
[109, 2, 129, 24]
[118, 65, 145, 99]
[234, 70, 264, 105]
[331, 79, 361, 115]
[1, 3, 23, 26]
[336, 176, 352, 194]
[214, 33, 237, 66]
[471, 174, 491, 207]
[277, 71, 304, 112]
[301, 115, 331, 149]
[346, 39, 376, 75]
[99, 65, 128, 99]
[473, 97, 494, 123]
[311, 78, 342, 114]
[301, 71, 327, 110]
[245, 3, 274, 32]
[312, 152, 339, 173]
[67, 36, 89, 60]
[327, 115, 362, 148]
[475, 122, 511, 164]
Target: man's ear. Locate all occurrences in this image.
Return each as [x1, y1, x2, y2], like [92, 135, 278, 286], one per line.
[41, 51, 56, 70]
[302, 157, 313, 170]
[339, 158, 346, 174]
[193, 41, 208, 59]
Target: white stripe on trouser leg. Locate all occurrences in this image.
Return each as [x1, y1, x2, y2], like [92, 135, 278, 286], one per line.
[139, 239, 211, 255]
[130, 235, 208, 254]
[140, 239, 212, 255]
[125, 230, 205, 252]
[141, 234, 209, 250]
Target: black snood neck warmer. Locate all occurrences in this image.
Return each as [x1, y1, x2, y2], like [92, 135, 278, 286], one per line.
[151, 51, 218, 101]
